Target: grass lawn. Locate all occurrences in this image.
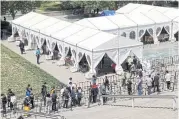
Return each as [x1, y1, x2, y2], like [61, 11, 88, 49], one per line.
[38, 2, 62, 11]
[1, 44, 65, 98]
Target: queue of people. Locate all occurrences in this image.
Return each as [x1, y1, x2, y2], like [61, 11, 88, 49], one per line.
[1, 69, 174, 117]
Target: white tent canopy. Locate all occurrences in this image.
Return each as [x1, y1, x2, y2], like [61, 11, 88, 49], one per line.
[11, 12, 143, 75]
[173, 17, 179, 34]
[116, 3, 142, 14]
[40, 21, 72, 36]
[30, 17, 60, 33]
[75, 17, 119, 34]
[75, 3, 178, 43]
[61, 28, 143, 74]
[11, 12, 39, 37]
[163, 9, 179, 20]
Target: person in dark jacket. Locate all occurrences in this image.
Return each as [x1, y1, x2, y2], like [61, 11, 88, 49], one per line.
[1, 94, 7, 116]
[133, 56, 137, 66]
[77, 87, 82, 106]
[51, 91, 57, 111]
[127, 80, 132, 95]
[4, 17, 6, 21]
[19, 41, 25, 54]
[41, 82, 47, 106]
[153, 73, 160, 93]
[104, 76, 109, 90]
[136, 61, 143, 70]
[96, 8, 99, 14]
[63, 88, 69, 108]
[71, 87, 76, 107]
[30, 93, 34, 109]
[7, 89, 13, 107]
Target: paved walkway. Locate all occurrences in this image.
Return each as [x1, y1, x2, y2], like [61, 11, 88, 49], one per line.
[1, 40, 87, 85]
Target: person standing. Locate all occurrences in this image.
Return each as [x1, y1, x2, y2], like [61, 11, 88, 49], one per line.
[10, 93, 17, 113]
[51, 91, 57, 111]
[70, 87, 76, 107]
[7, 89, 13, 108]
[50, 86, 55, 97]
[46, 93, 51, 114]
[137, 75, 143, 96]
[19, 41, 25, 54]
[127, 80, 132, 95]
[100, 83, 107, 103]
[104, 76, 109, 90]
[23, 96, 30, 117]
[10, 93, 14, 110]
[96, 8, 99, 14]
[92, 75, 97, 85]
[133, 56, 137, 67]
[77, 87, 82, 106]
[91, 84, 99, 103]
[30, 93, 34, 109]
[127, 56, 133, 72]
[146, 75, 153, 95]
[111, 63, 116, 73]
[137, 61, 143, 71]
[165, 70, 171, 90]
[1, 94, 7, 116]
[4, 16, 6, 21]
[41, 82, 47, 106]
[26, 84, 32, 97]
[63, 88, 69, 108]
[36, 48, 41, 64]
[68, 77, 72, 85]
[130, 63, 136, 78]
[153, 73, 160, 93]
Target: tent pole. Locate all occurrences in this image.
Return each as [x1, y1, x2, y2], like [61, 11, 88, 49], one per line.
[118, 28, 120, 67]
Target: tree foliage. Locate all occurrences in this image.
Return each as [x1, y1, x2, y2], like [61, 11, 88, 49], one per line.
[1, 1, 42, 19]
[60, 1, 117, 10]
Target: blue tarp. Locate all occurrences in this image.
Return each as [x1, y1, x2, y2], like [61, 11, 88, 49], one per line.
[100, 10, 115, 16]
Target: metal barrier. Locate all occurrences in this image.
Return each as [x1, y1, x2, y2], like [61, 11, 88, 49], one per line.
[150, 55, 179, 67]
[100, 95, 178, 110]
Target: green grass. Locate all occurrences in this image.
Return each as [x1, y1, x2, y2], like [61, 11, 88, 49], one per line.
[1, 44, 65, 98]
[38, 2, 61, 11]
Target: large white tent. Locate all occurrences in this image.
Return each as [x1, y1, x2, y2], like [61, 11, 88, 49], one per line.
[10, 12, 143, 75]
[75, 3, 179, 44]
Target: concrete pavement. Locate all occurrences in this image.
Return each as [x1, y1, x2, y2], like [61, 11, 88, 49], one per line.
[1, 40, 86, 85]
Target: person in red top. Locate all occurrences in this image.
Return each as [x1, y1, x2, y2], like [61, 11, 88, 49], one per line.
[91, 83, 99, 103]
[111, 63, 116, 73]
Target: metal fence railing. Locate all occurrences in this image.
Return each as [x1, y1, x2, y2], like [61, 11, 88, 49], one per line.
[150, 55, 179, 67]
[100, 95, 178, 111]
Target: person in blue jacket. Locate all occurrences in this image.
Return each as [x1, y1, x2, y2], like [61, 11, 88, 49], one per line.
[36, 47, 41, 64]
